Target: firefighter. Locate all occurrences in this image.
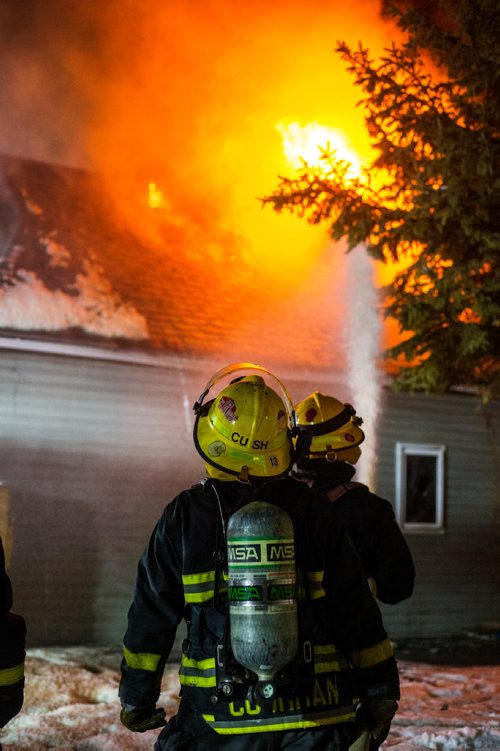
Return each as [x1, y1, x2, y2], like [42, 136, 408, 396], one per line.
[119, 364, 400, 750]
[0, 536, 26, 737]
[293, 392, 415, 605]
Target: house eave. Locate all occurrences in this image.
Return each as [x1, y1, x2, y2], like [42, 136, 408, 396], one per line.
[0, 334, 365, 384]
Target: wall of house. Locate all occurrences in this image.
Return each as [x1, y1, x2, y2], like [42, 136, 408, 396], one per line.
[2, 348, 498, 646]
[375, 389, 500, 638]
[0, 347, 347, 647]
[0, 349, 199, 646]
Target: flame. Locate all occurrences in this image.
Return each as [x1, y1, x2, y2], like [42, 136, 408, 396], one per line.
[86, 0, 402, 284]
[148, 181, 165, 209]
[277, 121, 363, 177]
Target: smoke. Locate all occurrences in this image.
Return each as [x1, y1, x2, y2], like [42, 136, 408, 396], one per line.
[345, 246, 384, 487]
[0, 0, 111, 168]
[0, 0, 400, 277]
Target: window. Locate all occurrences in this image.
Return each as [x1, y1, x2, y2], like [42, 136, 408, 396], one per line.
[395, 443, 446, 532]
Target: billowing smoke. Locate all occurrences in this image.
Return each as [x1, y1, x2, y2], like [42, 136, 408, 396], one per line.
[345, 246, 384, 486]
[0, 0, 400, 274]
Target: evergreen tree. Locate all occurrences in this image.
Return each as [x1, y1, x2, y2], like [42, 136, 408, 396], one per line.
[263, 0, 499, 398]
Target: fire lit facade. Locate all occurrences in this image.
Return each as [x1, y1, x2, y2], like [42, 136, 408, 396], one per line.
[0, 154, 498, 646]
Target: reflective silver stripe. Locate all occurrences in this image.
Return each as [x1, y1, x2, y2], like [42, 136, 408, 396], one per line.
[182, 571, 227, 603]
[179, 656, 217, 687]
[202, 705, 356, 734]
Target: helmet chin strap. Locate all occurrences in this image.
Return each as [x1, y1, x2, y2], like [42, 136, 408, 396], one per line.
[238, 466, 250, 484]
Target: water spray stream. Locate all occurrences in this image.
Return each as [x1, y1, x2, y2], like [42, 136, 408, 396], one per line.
[345, 245, 383, 488]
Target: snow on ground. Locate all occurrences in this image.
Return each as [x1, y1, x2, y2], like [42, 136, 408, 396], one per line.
[0, 647, 499, 750]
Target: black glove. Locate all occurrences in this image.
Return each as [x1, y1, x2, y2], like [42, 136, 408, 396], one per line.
[120, 703, 166, 732]
[357, 698, 398, 749]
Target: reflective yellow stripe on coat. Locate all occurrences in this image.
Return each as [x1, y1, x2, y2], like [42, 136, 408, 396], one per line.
[0, 662, 24, 686]
[123, 646, 162, 672]
[348, 638, 394, 668]
[202, 706, 356, 734]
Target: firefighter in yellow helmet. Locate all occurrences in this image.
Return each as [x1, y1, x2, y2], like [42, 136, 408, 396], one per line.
[119, 366, 399, 750]
[294, 392, 415, 750]
[293, 391, 415, 604]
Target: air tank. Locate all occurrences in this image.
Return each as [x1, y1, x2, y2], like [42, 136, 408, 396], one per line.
[227, 501, 298, 685]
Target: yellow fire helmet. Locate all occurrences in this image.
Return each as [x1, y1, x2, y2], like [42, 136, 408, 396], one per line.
[294, 391, 365, 464]
[193, 363, 295, 482]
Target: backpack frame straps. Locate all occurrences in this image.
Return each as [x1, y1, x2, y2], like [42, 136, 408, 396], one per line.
[327, 481, 366, 503]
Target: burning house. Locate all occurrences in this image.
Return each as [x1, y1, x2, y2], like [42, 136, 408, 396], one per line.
[0, 0, 498, 649]
[0, 152, 498, 648]
[0, 152, 355, 646]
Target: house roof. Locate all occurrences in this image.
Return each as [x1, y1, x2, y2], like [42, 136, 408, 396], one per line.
[0, 153, 352, 375]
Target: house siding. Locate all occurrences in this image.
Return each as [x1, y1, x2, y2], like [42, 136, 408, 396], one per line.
[1, 350, 498, 645]
[0, 350, 204, 645]
[375, 389, 500, 638]
[0, 348, 348, 646]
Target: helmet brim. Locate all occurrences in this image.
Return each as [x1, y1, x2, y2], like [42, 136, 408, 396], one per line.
[193, 410, 293, 481]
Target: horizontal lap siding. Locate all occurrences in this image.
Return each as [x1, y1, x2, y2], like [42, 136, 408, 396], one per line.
[3, 350, 497, 644]
[0, 351, 209, 645]
[375, 390, 500, 638]
[0, 351, 350, 647]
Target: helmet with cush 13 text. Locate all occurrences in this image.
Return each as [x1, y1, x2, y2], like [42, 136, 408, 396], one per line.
[193, 363, 294, 482]
[294, 391, 365, 465]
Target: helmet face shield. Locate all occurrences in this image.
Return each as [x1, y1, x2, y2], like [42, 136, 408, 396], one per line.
[193, 364, 294, 481]
[294, 391, 365, 464]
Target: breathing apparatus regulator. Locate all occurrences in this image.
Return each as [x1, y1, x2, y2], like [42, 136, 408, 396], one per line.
[192, 364, 310, 705]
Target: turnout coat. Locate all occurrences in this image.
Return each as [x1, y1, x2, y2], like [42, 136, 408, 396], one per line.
[0, 537, 26, 728]
[119, 477, 399, 737]
[299, 460, 415, 604]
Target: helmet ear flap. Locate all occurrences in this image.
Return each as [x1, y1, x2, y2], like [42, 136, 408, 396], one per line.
[294, 429, 312, 465]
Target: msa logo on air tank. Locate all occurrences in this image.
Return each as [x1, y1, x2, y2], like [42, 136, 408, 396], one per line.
[227, 542, 294, 564]
[228, 583, 295, 602]
[228, 544, 261, 562]
[267, 543, 294, 561]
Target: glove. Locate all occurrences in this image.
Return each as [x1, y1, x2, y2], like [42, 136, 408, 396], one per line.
[120, 703, 166, 732]
[356, 698, 398, 749]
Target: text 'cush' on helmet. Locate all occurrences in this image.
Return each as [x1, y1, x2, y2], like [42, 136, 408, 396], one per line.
[193, 370, 294, 481]
[294, 391, 365, 465]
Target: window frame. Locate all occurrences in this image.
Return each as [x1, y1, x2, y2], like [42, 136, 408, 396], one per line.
[395, 442, 446, 533]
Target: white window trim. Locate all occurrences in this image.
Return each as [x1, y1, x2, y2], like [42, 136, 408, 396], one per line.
[395, 442, 446, 534]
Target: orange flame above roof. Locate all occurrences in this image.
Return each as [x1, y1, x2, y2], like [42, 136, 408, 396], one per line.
[84, 1, 405, 354]
[90, 4, 398, 249]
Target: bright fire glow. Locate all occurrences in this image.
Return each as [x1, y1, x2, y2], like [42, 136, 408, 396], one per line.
[89, 1, 401, 275]
[148, 182, 164, 209]
[277, 121, 362, 177]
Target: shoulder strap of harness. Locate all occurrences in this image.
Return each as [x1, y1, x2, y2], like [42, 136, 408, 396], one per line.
[327, 481, 366, 503]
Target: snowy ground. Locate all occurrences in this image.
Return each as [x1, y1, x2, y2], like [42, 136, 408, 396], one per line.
[0, 645, 499, 750]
